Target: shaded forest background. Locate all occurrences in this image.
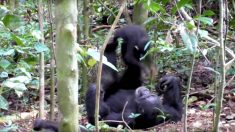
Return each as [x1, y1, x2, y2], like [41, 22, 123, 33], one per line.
[0, 0, 234, 131]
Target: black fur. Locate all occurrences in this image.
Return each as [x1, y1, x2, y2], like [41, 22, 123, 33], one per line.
[85, 75, 182, 129]
[33, 119, 88, 132]
[104, 25, 150, 97]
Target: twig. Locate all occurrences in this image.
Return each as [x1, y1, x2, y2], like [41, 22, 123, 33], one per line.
[97, 0, 116, 18]
[227, 74, 235, 86]
[121, 101, 133, 131]
[48, 0, 56, 121]
[94, 1, 126, 131]
[100, 120, 123, 123]
[92, 25, 119, 32]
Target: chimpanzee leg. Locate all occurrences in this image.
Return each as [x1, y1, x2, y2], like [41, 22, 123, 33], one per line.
[33, 119, 88, 132]
[85, 84, 110, 125]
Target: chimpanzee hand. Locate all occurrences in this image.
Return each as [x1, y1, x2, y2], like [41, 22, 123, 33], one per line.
[155, 75, 179, 94]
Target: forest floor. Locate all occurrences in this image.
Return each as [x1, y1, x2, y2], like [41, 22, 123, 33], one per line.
[1, 62, 235, 132]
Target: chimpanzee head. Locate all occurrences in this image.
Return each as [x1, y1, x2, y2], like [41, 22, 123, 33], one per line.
[135, 86, 163, 120]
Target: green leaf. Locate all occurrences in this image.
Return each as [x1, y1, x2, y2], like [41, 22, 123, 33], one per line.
[195, 16, 213, 25]
[202, 10, 215, 17]
[145, 2, 165, 13]
[230, 19, 235, 29]
[2, 49, 15, 56]
[198, 29, 208, 38]
[128, 113, 141, 118]
[188, 96, 198, 104]
[31, 30, 43, 40]
[1, 125, 18, 132]
[87, 48, 118, 71]
[87, 58, 97, 67]
[172, 0, 192, 14]
[0, 95, 9, 110]
[2, 80, 27, 97]
[8, 75, 31, 83]
[0, 59, 11, 69]
[179, 24, 198, 53]
[0, 6, 8, 19]
[2, 14, 24, 30]
[86, 123, 95, 131]
[34, 43, 49, 53]
[11, 34, 24, 46]
[0, 71, 8, 78]
[19, 68, 32, 78]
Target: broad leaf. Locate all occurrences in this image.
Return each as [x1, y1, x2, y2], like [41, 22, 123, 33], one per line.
[0, 95, 9, 110]
[0, 71, 8, 78]
[34, 43, 49, 52]
[195, 16, 213, 25]
[129, 113, 141, 118]
[88, 58, 97, 67]
[8, 75, 31, 83]
[31, 30, 43, 40]
[202, 10, 215, 17]
[11, 34, 24, 46]
[179, 24, 198, 53]
[2, 14, 24, 30]
[2, 80, 27, 97]
[0, 59, 11, 69]
[0, 6, 8, 19]
[2, 49, 15, 56]
[198, 29, 209, 38]
[172, 0, 192, 14]
[87, 48, 118, 71]
[145, 2, 165, 13]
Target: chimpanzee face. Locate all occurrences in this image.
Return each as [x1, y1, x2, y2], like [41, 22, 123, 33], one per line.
[137, 95, 162, 120]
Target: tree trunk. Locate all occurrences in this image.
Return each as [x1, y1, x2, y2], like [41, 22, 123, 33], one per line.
[8, 0, 16, 12]
[214, 0, 226, 131]
[132, 1, 148, 25]
[38, 0, 45, 119]
[55, 0, 79, 131]
[80, 0, 90, 103]
[48, 0, 56, 121]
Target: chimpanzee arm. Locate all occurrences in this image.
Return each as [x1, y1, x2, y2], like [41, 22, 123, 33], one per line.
[122, 47, 142, 67]
[85, 84, 110, 125]
[155, 75, 183, 122]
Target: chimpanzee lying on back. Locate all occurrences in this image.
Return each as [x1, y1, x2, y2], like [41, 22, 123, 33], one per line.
[87, 75, 182, 129]
[33, 75, 182, 131]
[33, 25, 182, 131]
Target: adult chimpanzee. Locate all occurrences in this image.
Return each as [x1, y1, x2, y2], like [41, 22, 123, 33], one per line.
[114, 25, 150, 67]
[33, 75, 182, 131]
[101, 39, 119, 97]
[103, 25, 150, 99]
[114, 25, 150, 90]
[100, 25, 150, 99]
[86, 75, 182, 129]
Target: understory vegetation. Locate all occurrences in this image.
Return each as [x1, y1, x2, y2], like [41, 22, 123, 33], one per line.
[0, 0, 234, 131]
